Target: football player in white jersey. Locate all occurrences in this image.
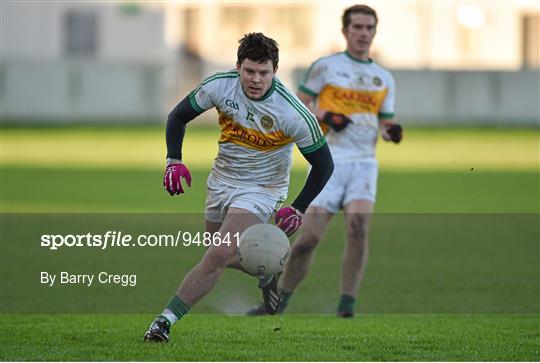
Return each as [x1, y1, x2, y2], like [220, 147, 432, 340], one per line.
[144, 33, 334, 342]
[248, 5, 402, 318]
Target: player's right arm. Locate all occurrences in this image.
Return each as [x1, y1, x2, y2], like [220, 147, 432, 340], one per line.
[166, 96, 202, 164]
[163, 96, 203, 196]
[298, 74, 352, 133]
[163, 72, 229, 195]
[297, 91, 325, 121]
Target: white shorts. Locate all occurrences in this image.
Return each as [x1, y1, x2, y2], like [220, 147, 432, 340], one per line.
[310, 158, 378, 213]
[205, 174, 287, 223]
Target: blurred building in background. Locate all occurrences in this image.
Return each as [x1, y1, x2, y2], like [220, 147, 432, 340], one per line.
[2, 2, 170, 121]
[1, 1, 539, 124]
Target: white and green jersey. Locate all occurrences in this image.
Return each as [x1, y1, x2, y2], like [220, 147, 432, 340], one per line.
[189, 70, 325, 191]
[299, 51, 396, 162]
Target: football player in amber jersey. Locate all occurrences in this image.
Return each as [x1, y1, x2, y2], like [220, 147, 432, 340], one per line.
[144, 33, 333, 342]
[248, 5, 402, 318]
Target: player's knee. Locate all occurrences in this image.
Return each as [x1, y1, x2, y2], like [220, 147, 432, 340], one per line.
[347, 215, 369, 243]
[204, 245, 236, 268]
[293, 233, 321, 255]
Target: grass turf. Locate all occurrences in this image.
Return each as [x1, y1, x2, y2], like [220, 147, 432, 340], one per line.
[1, 125, 539, 360]
[1, 167, 538, 213]
[2, 125, 538, 171]
[0, 314, 539, 361]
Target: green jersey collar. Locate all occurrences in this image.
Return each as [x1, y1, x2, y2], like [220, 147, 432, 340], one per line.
[344, 51, 373, 64]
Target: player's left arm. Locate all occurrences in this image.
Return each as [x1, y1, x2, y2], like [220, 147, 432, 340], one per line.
[292, 144, 334, 213]
[379, 117, 402, 144]
[275, 144, 334, 236]
[378, 72, 402, 143]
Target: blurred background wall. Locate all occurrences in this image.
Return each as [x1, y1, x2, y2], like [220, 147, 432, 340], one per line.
[1, 0, 539, 124]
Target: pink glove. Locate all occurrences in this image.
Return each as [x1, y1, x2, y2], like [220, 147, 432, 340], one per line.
[163, 163, 192, 196]
[275, 206, 303, 236]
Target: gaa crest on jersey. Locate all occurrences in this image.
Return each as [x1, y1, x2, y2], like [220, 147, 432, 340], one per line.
[373, 77, 382, 86]
[260, 115, 274, 130]
[225, 99, 239, 110]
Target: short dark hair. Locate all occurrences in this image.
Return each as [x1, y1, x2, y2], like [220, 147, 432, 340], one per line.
[342, 4, 378, 29]
[237, 32, 279, 69]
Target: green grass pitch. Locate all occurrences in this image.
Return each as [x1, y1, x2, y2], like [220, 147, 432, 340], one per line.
[1, 315, 538, 361]
[1, 125, 539, 361]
